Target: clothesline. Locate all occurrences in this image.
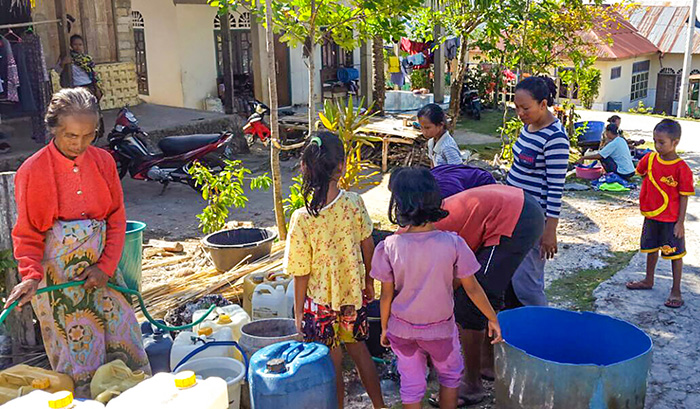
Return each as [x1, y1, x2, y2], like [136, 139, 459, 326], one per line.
[0, 19, 61, 30]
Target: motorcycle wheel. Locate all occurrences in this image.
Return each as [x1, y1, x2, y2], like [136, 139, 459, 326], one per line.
[114, 157, 129, 180]
[187, 156, 227, 193]
[245, 133, 256, 147]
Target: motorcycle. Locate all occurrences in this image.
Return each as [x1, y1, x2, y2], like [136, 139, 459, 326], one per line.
[460, 88, 482, 120]
[243, 100, 306, 160]
[105, 107, 232, 191]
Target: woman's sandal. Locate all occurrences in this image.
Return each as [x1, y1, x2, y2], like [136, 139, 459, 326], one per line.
[664, 298, 684, 309]
[626, 281, 653, 290]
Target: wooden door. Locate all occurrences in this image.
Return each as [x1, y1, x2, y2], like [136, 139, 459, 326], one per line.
[274, 35, 291, 107]
[655, 73, 676, 115]
[134, 28, 148, 95]
[64, 0, 116, 63]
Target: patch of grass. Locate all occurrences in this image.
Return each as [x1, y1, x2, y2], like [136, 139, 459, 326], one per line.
[547, 250, 636, 311]
[456, 109, 515, 137]
[459, 142, 502, 158]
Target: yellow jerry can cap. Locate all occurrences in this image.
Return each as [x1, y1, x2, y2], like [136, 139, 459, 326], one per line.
[32, 377, 51, 390]
[174, 371, 197, 389]
[197, 327, 213, 336]
[217, 314, 232, 324]
[48, 391, 73, 408]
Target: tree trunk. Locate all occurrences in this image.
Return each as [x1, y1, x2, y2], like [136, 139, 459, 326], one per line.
[307, 40, 317, 132]
[372, 35, 385, 114]
[221, 11, 236, 114]
[0, 172, 38, 365]
[448, 37, 469, 131]
[263, 0, 287, 240]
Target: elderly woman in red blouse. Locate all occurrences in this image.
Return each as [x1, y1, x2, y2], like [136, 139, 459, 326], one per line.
[4, 88, 149, 397]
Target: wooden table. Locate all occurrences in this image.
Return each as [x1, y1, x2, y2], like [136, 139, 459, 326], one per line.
[279, 114, 423, 172]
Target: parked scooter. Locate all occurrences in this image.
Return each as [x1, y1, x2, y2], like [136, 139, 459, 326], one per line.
[104, 107, 231, 191]
[460, 88, 482, 120]
[243, 100, 306, 160]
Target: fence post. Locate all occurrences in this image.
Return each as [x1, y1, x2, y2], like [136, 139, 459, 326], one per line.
[0, 172, 37, 364]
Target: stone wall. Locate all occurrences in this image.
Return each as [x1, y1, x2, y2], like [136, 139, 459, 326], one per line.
[115, 0, 135, 62]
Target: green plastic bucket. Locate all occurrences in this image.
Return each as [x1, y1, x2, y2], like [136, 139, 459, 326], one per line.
[119, 221, 146, 292]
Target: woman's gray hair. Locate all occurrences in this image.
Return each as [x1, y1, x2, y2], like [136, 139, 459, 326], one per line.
[45, 88, 99, 131]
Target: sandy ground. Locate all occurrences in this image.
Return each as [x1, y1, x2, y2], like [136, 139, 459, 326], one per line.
[132, 110, 700, 408]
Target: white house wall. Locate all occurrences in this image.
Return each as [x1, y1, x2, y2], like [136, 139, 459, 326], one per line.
[131, 0, 185, 107]
[592, 55, 659, 112]
[174, 5, 220, 110]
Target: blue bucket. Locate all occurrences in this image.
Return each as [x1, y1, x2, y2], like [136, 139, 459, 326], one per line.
[118, 221, 146, 292]
[575, 120, 605, 143]
[337, 67, 359, 83]
[495, 307, 652, 409]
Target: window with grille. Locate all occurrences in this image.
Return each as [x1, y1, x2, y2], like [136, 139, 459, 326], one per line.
[630, 60, 650, 101]
[610, 66, 621, 80]
[132, 11, 148, 95]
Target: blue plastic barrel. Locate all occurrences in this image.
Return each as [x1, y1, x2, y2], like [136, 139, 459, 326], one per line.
[337, 67, 359, 83]
[249, 341, 337, 409]
[495, 307, 652, 409]
[575, 120, 605, 143]
[118, 221, 146, 292]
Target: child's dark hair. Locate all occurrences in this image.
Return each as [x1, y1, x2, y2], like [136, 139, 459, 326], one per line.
[388, 167, 449, 227]
[70, 34, 83, 44]
[417, 104, 446, 127]
[607, 115, 621, 124]
[515, 76, 558, 107]
[605, 123, 619, 136]
[301, 131, 345, 217]
[654, 119, 682, 140]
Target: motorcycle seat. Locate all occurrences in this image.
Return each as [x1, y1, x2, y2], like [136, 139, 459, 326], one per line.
[158, 134, 221, 156]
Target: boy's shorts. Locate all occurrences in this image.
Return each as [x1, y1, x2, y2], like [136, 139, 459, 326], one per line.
[301, 297, 369, 348]
[641, 218, 686, 260]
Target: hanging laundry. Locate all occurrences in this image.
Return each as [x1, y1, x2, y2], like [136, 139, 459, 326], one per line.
[400, 37, 429, 54]
[23, 32, 51, 143]
[407, 53, 425, 66]
[388, 56, 400, 73]
[0, 35, 19, 102]
[11, 41, 38, 113]
[444, 36, 460, 60]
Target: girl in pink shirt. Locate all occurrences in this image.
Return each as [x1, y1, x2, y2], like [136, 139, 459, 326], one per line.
[371, 167, 502, 409]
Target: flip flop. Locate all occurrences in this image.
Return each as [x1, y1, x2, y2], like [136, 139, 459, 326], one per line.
[626, 281, 653, 290]
[665, 299, 684, 309]
[428, 395, 485, 408]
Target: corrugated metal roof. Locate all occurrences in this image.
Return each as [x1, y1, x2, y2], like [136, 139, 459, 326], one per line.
[624, 5, 700, 54]
[584, 11, 659, 60]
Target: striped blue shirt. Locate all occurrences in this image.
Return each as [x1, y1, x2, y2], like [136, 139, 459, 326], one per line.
[506, 120, 570, 219]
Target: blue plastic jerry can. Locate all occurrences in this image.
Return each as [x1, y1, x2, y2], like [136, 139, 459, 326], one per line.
[140, 321, 173, 374]
[249, 341, 337, 409]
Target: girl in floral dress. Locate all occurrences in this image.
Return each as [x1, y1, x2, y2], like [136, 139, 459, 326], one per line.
[285, 132, 385, 409]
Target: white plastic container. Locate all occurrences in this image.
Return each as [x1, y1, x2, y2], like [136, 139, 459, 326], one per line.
[170, 327, 235, 371]
[251, 284, 287, 320]
[105, 371, 228, 409]
[1, 390, 104, 408]
[285, 279, 295, 319]
[175, 358, 245, 409]
[193, 305, 250, 340]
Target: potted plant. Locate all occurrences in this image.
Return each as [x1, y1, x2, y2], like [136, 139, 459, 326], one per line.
[189, 159, 274, 271]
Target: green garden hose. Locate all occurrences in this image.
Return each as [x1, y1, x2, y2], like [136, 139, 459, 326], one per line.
[0, 281, 216, 332]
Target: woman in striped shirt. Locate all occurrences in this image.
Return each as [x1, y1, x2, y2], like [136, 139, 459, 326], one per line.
[505, 76, 570, 307]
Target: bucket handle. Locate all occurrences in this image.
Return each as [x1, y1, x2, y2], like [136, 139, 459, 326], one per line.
[1, 372, 32, 386]
[282, 343, 305, 364]
[253, 283, 278, 295]
[173, 340, 248, 378]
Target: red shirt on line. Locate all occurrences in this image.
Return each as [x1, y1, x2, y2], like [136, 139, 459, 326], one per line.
[12, 142, 126, 282]
[435, 184, 524, 251]
[636, 152, 695, 223]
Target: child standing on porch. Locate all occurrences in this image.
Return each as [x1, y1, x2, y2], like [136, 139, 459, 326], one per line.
[626, 119, 695, 308]
[284, 132, 385, 409]
[371, 167, 502, 409]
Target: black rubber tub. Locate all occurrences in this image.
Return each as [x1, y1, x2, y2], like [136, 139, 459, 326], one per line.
[202, 228, 278, 272]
